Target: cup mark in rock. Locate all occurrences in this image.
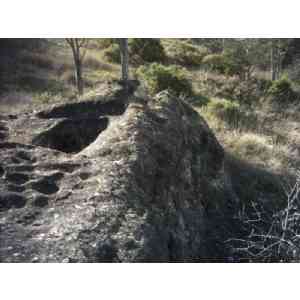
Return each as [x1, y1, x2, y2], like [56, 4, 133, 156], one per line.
[31, 179, 59, 195]
[0, 192, 27, 211]
[7, 173, 30, 185]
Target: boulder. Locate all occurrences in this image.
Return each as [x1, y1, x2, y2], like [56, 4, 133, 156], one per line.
[0, 88, 231, 262]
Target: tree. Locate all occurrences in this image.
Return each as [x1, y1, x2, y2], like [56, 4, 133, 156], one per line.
[65, 38, 89, 95]
[269, 39, 291, 81]
[191, 38, 224, 53]
[118, 39, 129, 88]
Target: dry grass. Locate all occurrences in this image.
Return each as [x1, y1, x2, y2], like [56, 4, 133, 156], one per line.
[0, 39, 123, 114]
[195, 96, 299, 178]
[84, 52, 116, 71]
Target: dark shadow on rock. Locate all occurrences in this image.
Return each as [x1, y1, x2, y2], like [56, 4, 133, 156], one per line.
[6, 172, 30, 185]
[0, 192, 27, 211]
[31, 179, 59, 195]
[37, 98, 126, 119]
[32, 117, 109, 154]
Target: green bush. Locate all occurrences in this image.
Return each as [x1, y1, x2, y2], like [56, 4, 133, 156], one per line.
[103, 39, 166, 65]
[205, 98, 243, 128]
[103, 43, 120, 63]
[202, 54, 228, 74]
[222, 48, 251, 78]
[203, 49, 251, 78]
[129, 39, 166, 64]
[136, 63, 193, 96]
[267, 76, 295, 102]
[165, 40, 209, 66]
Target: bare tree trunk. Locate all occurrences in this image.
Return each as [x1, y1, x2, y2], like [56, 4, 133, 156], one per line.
[119, 39, 129, 86]
[222, 38, 225, 52]
[75, 56, 83, 95]
[65, 39, 87, 96]
[271, 40, 276, 81]
[71, 49, 84, 95]
[277, 49, 283, 80]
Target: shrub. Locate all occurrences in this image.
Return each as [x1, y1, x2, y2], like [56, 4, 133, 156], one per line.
[267, 76, 295, 102]
[202, 54, 228, 74]
[165, 40, 209, 66]
[222, 48, 251, 78]
[103, 43, 120, 63]
[129, 39, 166, 65]
[205, 98, 261, 131]
[136, 63, 193, 97]
[103, 39, 166, 65]
[206, 98, 241, 124]
[203, 49, 251, 79]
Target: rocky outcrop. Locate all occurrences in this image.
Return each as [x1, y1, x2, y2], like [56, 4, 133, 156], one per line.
[0, 88, 232, 262]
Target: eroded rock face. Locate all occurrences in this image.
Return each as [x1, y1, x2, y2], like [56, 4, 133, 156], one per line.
[0, 89, 230, 262]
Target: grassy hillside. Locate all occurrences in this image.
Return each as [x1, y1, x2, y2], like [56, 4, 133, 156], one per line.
[0, 39, 120, 112]
[1, 38, 299, 195]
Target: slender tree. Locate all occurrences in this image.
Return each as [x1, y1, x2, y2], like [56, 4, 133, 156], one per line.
[118, 39, 129, 87]
[269, 39, 291, 81]
[65, 38, 88, 95]
[270, 40, 276, 81]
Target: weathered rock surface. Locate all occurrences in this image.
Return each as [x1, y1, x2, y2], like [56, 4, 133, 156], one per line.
[0, 87, 232, 262]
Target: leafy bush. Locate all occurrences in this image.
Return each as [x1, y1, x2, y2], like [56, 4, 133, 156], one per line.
[136, 63, 193, 96]
[203, 49, 251, 79]
[165, 40, 209, 66]
[103, 43, 120, 63]
[206, 98, 241, 124]
[103, 39, 166, 65]
[202, 54, 228, 74]
[222, 48, 251, 78]
[129, 39, 166, 64]
[267, 76, 295, 102]
[204, 98, 260, 130]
